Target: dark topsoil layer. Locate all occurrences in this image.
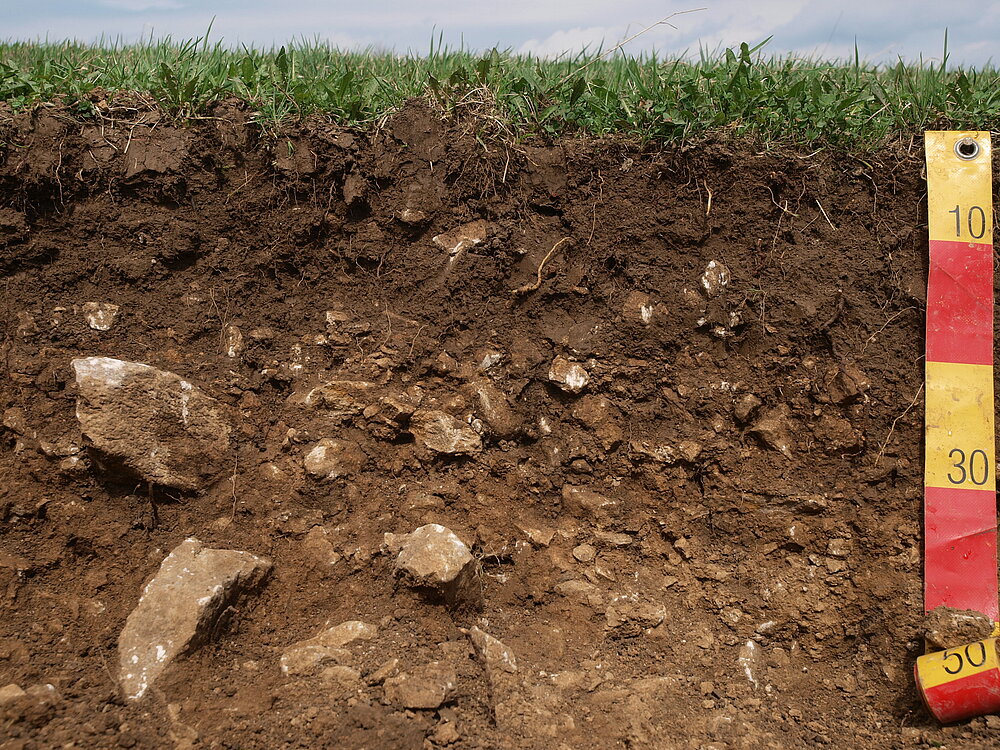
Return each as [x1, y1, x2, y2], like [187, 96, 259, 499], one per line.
[0, 99, 994, 748]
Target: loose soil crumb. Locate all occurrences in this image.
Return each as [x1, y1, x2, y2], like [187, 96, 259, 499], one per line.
[1, 99, 998, 748]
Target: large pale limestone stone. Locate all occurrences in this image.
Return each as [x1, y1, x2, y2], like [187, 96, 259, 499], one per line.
[118, 538, 272, 700]
[72, 357, 232, 490]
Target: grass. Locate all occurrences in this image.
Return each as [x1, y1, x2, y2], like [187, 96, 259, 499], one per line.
[2, 34, 1000, 146]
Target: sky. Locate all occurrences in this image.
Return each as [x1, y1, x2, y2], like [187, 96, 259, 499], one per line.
[5, 0, 1000, 65]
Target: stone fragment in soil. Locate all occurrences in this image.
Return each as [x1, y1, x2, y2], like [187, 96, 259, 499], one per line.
[82, 302, 120, 331]
[923, 607, 995, 651]
[383, 661, 458, 709]
[700, 260, 730, 297]
[812, 412, 863, 453]
[738, 639, 762, 689]
[71, 357, 233, 491]
[622, 291, 655, 324]
[280, 620, 378, 676]
[466, 626, 518, 676]
[302, 526, 343, 571]
[398, 208, 428, 225]
[467, 380, 521, 438]
[630, 438, 702, 465]
[303, 438, 366, 479]
[594, 531, 632, 547]
[734, 393, 762, 425]
[0, 684, 26, 704]
[605, 595, 667, 636]
[432, 220, 487, 257]
[519, 525, 555, 547]
[0, 683, 60, 728]
[410, 409, 482, 454]
[223, 324, 244, 358]
[815, 363, 870, 405]
[366, 658, 400, 685]
[749, 405, 794, 457]
[288, 379, 375, 417]
[118, 538, 272, 700]
[562, 485, 619, 526]
[389, 524, 481, 605]
[548, 356, 590, 393]
[431, 718, 461, 746]
[571, 395, 624, 450]
[573, 544, 596, 563]
[555, 580, 604, 607]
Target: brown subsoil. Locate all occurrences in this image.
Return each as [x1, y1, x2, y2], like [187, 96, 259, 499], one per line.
[0, 99, 994, 749]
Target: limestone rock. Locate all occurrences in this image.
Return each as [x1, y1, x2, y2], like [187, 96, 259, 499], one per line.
[734, 393, 762, 425]
[398, 208, 429, 225]
[562, 485, 619, 526]
[118, 538, 272, 700]
[548, 356, 589, 394]
[555, 580, 604, 607]
[367, 658, 400, 685]
[816, 364, 870, 405]
[738, 639, 762, 688]
[432, 220, 487, 256]
[924, 607, 995, 651]
[383, 662, 458, 709]
[302, 526, 343, 571]
[303, 438, 366, 479]
[519, 526, 555, 547]
[623, 291, 655, 324]
[467, 627, 517, 675]
[0, 684, 26, 704]
[571, 395, 623, 450]
[410, 410, 481, 454]
[82, 302, 120, 331]
[749, 405, 794, 457]
[280, 620, 377, 676]
[629, 439, 701, 465]
[812, 413, 862, 453]
[467, 381, 521, 438]
[223, 325, 244, 358]
[700, 260, 730, 297]
[71, 357, 232, 491]
[394, 524, 480, 605]
[605, 596, 667, 636]
[288, 379, 375, 417]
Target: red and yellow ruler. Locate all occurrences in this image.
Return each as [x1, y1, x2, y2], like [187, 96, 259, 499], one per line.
[915, 131, 1000, 723]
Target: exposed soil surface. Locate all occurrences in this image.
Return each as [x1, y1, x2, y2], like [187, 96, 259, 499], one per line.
[0, 99, 996, 748]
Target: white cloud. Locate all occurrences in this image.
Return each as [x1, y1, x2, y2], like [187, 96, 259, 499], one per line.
[5, 0, 1000, 65]
[520, 26, 628, 57]
[99, 0, 185, 10]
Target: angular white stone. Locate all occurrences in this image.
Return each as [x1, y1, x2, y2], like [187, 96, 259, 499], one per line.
[303, 438, 365, 479]
[410, 410, 481, 454]
[82, 302, 120, 331]
[700, 260, 730, 297]
[395, 524, 480, 605]
[72, 357, 232, 490]
[118, 538, 271, 700]
[548, 357, 589, 394]
[280, 620, 377, 676]
[468, 626, 517, 675]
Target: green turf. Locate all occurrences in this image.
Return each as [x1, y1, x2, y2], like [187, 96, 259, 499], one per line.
[2, 34, 999, 146]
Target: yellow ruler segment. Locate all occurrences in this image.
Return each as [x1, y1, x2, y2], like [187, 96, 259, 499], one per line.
[926, 131, 993, 245]
[918, 639, 999, 690]
[924, 361, 996, 490]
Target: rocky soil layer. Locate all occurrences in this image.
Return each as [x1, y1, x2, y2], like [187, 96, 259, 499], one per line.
[1, 100, 996, 748]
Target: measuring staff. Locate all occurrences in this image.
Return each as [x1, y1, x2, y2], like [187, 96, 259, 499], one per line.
[914, 131, 1000, 723]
